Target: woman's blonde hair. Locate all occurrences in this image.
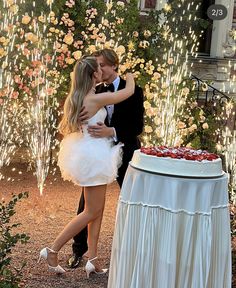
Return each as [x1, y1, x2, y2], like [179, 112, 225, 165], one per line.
[59, 56, 98, 136]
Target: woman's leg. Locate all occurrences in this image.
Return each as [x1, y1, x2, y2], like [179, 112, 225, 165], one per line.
[72, 186, 88, 257]
[87, 186, 106, 259]
[47, 185, 106, 266]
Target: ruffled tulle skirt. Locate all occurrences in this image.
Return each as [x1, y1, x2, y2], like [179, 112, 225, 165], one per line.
[58, 132, 123, 186]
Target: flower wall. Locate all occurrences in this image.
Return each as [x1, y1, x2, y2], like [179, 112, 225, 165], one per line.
[1, 0, 235, 193]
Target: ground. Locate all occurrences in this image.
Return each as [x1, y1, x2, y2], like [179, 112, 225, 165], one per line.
[0, 163, 236, 288]
[1, 163, 118, 288]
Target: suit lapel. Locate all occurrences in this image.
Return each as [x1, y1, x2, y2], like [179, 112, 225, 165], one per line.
[118, 77, 126, 90]
[97, 78, 126, 126]
[110, 77, 126, 125]
[113, 77, 125, 110]
[96, 83, 107, 93]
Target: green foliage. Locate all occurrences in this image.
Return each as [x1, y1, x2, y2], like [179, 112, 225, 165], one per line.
[230, 204, 236, 237]
[0, 0, 207, 118]
[1, 0, 224, 177]
[0, 192, 30, 288]
[178, 79, 231, 153]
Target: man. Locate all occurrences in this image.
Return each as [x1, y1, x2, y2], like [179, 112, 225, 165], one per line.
[68, 48, 144, 268]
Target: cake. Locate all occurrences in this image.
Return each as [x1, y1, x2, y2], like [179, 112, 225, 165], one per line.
[130, 146, 223, 177]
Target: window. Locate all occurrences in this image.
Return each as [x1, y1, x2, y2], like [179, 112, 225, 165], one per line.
[197, 0, 214, 55]
[144, 0, 157, 9]
[139, 0, 157, 11]
[233, 1, 236, 29]
[233, 2, 236, 58]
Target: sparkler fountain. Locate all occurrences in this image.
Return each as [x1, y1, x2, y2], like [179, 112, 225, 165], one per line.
[1, 0, 234, 196]
[141, 1, 202, 147]
[23, 4, 60, 194]
[143, 36, 198, 146]
[0, 0, 22, 175]
[222, 127, 236, 202]
[1, 0, 59, 193]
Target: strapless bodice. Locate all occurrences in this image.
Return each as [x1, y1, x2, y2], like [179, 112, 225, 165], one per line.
[82, 108, 107, 136]
[58, 106, 123, 186]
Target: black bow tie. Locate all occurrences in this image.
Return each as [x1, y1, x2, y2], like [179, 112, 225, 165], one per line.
[105, 83, 114, 92]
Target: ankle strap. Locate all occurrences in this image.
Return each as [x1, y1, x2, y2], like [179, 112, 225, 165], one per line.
[89, 256, 97, 262]
[47, 247, 58, 254]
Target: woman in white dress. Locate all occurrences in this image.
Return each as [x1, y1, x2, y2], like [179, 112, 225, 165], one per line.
[38, 56, 135, 277]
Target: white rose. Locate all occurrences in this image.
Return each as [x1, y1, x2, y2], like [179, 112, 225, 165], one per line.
[25, 32, 38, 43]
[63, 34, 74, 45]
[117, 1, 125, 7]
[144, 101, 151, 109]
[116, 45, 125, 55]
[202, 123, 209, 129]
[72, 51, 82, 60]
[177, 121, 186, 129]
[66, 58, 75, 65]
[22, 14, 31, 25]
[144, 126, 153, 133]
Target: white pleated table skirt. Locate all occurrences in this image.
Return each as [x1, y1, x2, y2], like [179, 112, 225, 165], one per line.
[108, 165, 232, 288]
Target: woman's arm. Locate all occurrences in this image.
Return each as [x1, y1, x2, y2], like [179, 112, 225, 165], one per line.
[93, 73, 135, 108]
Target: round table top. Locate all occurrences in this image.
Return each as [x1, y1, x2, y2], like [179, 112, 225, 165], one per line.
[120, 164, 229, 215]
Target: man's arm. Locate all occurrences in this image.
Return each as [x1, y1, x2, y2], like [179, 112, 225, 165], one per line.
[114, 85, 144, 143]
[87, 122, 115, 138]
[82, 85, 144, 141]
[88, 85, 144, 141]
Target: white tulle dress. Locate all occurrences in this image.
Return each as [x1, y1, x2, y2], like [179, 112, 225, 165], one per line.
[58, 108, 123, 186]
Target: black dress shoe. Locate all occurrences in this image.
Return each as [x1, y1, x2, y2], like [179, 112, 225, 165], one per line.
[67, 254, 82, 269]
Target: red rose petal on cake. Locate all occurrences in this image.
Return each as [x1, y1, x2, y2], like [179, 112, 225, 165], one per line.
[140, 146, 219, 162]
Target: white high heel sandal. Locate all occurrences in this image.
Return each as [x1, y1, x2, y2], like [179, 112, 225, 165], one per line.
[85, 256, 108, 278]
[38, 247, 66, 274]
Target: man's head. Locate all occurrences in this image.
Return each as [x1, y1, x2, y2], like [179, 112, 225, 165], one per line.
[92, 49, 119, 84]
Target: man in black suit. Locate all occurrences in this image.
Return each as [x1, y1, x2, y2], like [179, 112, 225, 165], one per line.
[68, 48, 144, 268]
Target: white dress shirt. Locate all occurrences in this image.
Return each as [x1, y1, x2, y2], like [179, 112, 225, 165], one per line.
[106, 76, 120, 141]
[106, 76, 120, 124]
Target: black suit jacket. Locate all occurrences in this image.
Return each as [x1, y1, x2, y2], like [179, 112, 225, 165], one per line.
[110, 78, 144, 144]
[96, 77, 144, 186]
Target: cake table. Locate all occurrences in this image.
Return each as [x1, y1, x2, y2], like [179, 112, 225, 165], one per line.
[107, 164, 232, 288]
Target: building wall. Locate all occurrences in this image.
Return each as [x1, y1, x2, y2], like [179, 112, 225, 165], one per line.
[198, 0, 236, 98]
[137, 0, 236, 97]
[210, 0, 234, 58]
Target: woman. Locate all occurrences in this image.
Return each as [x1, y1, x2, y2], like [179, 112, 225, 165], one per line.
[38, 56, 134, 277]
